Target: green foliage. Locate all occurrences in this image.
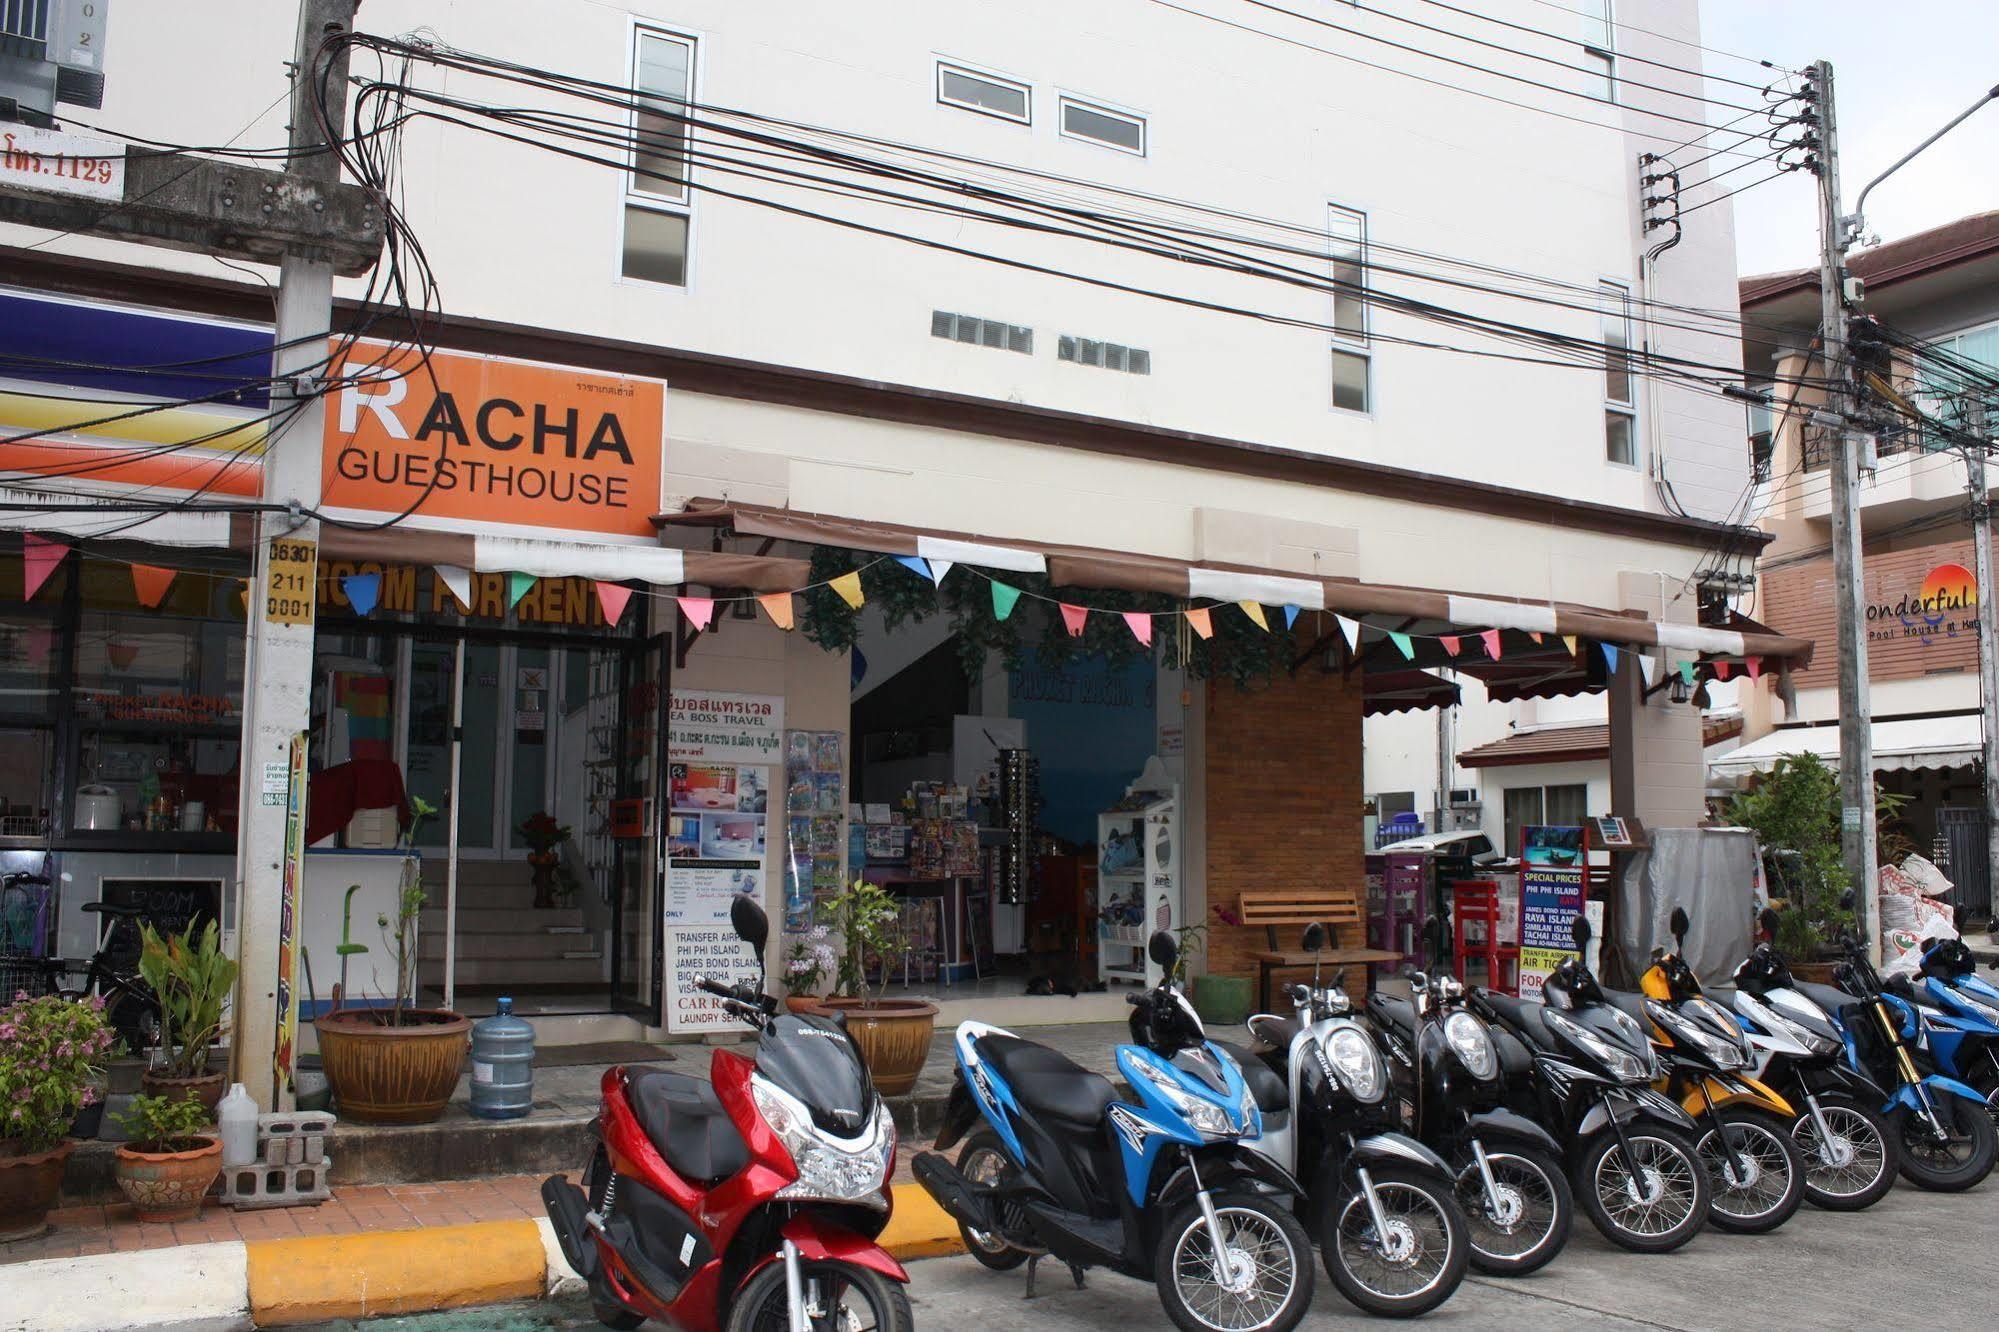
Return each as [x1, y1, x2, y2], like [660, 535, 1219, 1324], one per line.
[0, 991, 117, 1154]
[822, 878, 908, 1002]
[1169, 922, 1207, 986]
[374, 857, 429, 1025]
[1727, 753, 1855, 957]
[137, 921, 238, 1079]
[114, 1092, 212, 1154]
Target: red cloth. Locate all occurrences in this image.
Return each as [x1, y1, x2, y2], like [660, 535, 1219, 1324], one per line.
[308, 759, 411, 845]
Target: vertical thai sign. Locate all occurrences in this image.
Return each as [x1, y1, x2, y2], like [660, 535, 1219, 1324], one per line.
[272, 733, 308, 1100]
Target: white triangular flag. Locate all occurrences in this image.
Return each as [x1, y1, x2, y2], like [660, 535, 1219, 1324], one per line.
[436, 564, 473, 611]
[1638, 653, 1657, 687]
[927, 559, 954, 587]
[1336, 615, 1362, 653]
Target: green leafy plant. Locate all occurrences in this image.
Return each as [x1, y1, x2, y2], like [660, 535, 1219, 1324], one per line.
[1727, 753, 1855, 957]
[823, 878, 909, 1003]
[114, 1092, 213, 1154]
[363, 794, 440, 1026]
[0, 991, 117, 1154]
[136, 921, 238, 1080]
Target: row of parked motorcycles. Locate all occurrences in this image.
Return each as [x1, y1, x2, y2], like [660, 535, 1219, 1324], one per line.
[543, 889, 1999, 1332]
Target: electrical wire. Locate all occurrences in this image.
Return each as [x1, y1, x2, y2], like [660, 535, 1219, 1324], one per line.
[1390, 0, 1784, 93]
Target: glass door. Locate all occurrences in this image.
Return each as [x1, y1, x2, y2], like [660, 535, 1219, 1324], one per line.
[611, 636, 665, 1021]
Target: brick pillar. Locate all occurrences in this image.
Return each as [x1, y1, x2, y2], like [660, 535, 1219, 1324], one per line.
[1202, 638, 1365, 979]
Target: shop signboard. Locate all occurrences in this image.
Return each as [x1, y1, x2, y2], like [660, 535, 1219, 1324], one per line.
[1517, 824, 1587, 1001]
[320, 341, 666, 543]
[668, 691, 785, 765]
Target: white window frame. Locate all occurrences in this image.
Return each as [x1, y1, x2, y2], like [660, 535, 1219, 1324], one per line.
[936, 60, 1032, 125]
[1329, 203, 1372, 416]
[1057, 94, 1147, 157]
[1579, 0, 1617, 104]
[618, 20, 701, 290]
[1601, 278, 1638, 467]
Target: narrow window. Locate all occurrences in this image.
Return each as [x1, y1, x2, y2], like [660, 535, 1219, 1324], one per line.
[1060, 97, 1145, 155]
[1602, 280, 1636, 465]
[937, 63, 1031, 123]
[623, 28, 696, 286]
[1330, 205, 1370, 413]
[1579, 1, 1617, 104]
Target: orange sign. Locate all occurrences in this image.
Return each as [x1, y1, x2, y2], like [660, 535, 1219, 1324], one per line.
[320, 342, 665, 541]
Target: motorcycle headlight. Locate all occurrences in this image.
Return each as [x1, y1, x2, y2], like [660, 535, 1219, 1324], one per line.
[1443, 1010, 1498, 1081]
[1321, 1024, 1386, 1103]
[1544, 1009, 1654, 1082]
[1128, 1054, 1241, 1139]
[1644, 1000, 1744, 1070]
[1760, 1006, 1839, 1056]
[751, 1076, 894, 1207]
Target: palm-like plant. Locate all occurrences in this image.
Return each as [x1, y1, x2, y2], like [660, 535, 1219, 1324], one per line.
[136, 921, 238, 1079]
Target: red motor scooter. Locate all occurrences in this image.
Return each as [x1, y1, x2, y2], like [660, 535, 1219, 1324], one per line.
[543, 894, 912, 1332]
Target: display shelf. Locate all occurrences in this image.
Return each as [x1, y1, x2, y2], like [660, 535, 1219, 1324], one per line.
[1100, 923, 1147, 947]
[1095, 759, 1181, 989]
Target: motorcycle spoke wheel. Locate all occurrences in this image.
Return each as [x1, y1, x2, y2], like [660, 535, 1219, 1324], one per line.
[1595, 1135, 1701, 1238]
[1168, 1204, 1300, 1332]
[1333, 1182, 1455, 1303]
[1458, 1152, 1564, 1268]
[730, 1261, 910, 1332]
[1792, 1103, 1888, 1203]
[1697, 1121, 1798, 1229]
[1896, 1096, 1996, 1191]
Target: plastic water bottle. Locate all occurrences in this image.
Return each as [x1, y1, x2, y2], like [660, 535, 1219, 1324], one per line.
[468, 997, 535, 1120]
[218, 1083, 259, 1167]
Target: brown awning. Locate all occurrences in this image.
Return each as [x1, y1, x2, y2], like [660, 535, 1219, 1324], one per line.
[1459, 723, 1612, 768]
[663, 498, 1812, 666]
[1364, 669, 1460, 716]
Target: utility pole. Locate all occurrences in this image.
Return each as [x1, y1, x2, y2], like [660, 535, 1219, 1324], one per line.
[231, 0, 359, 1110]
[1809, 59, 1882, 953]
[1968, 397, 1999, 930]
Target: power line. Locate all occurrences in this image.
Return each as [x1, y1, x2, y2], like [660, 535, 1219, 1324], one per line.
[1389, 0, 1783, 93]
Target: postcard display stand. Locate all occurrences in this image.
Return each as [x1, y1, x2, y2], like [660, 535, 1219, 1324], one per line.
[1096, 761, 1181, 989]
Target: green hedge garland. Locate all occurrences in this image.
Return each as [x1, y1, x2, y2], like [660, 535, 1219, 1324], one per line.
[797, 545, 1294, 688]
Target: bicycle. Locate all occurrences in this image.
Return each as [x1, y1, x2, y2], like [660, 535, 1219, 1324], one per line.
[3, 871, 161, 1049]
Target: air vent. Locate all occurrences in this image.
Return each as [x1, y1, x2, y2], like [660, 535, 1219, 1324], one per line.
[1058, 334, 1150, 375]
[931, 311, 1033, 355]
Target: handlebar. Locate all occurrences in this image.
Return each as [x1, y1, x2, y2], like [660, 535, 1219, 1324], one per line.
[698, 975, 736, 1000]
[1126, 992, 1145, 1007]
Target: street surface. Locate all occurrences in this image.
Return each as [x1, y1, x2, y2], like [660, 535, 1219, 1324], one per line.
[304, 1173, 1999, 1329]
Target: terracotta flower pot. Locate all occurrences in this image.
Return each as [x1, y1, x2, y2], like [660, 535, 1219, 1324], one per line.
[314, 1008, 472, 1125]
[114, 1135, 222, 1223]
[141, 1070, 226, 1120]
[810, 998, 938, 1096]
[0, 1139, 75, 1242]
[784, 995, 824, 1016]
[1790, 961, 1841, 985]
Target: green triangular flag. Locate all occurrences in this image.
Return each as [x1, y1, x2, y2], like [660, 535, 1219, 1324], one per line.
[1679, 660, 1698, 685]
[991, 581, 1021, 620]
[507, 571, 536, 610]
[1388, 630, 1415, 660]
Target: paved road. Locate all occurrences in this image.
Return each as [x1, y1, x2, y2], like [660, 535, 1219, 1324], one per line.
[312, 1173, 1998, 1330]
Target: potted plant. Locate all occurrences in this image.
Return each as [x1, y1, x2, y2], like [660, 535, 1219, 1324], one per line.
[519, 811, 573, 909]
[1727, 754, 1857, 982]
[782, 926, 838, 1014]
[314, 797, 471, 1124]
[111, 1093, 222, 1223]
[810, 879, 937, 1096]
[0, 990, 117, 1241]
[137, 920, 238, 1117]
[1183, 904, 1253, 1026]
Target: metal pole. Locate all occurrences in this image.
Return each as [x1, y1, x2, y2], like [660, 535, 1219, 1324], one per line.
[1812, 59, 1882, 955]
[443, 640, 465, 1011]
[232, 0, 357, 1110]
[1967, 399, 1999, 928]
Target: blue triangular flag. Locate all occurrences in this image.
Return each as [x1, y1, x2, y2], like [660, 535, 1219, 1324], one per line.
[1599, 641, 1619, 673]
[1283, 604, 1301, 629]
[343, 572, 380, 617]
[892, 555, 931, 579]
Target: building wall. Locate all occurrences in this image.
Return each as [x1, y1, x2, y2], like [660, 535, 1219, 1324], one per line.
[1203, 640, 1363, 980]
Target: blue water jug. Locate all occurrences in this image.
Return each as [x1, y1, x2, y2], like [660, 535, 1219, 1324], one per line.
[468, 997, 535, 1120]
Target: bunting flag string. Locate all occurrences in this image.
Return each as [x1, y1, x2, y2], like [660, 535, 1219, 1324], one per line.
[1336, 616, 1361, 653]
[1122, 611, 1153, 646]
[1059, 603, 1089, 637]
[1480, 629, 1502, 660]
[891, 555, 930, 580]
[1282, 604, 1301, 629]
[1599, 641, 1620, 673]
[757, 591, 794, 630]
[1679, 660, 1698, 686]
[506, 571, 535, 610]
[1714, 660, 1732, 681]
[677, 596, 716, 631]
[1388, 631, 1415, 660]
[1238, 601, 1268, 632]
[991, 581, 1021, 620]
[22, 535, 67, 601]
[342, 572, 381, 617]
[830, 570, 865, 609]
[435, 564, 473, 611]
[1185, 607, 1214, 640]
[1638, 654, 1657, 687]
[1440, 635, 1461, 657]
[926, 559, 954, 587]
[1745, 657, 1762, 680]
[1562, 634, 1580, 657]
[130, 564, 177, 609]
[597, 582, 635, 626]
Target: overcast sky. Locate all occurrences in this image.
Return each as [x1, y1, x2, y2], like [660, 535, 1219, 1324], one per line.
[1701, 1, 1999, 276]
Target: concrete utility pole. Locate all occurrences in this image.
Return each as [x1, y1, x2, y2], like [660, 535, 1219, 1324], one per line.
[1810, 60, 1882, 953]
[1968, 398, 1999, 924]
[232, 0, 360, 1110]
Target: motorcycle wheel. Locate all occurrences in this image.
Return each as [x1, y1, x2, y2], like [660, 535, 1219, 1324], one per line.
[956, 1130, 1031, 1271]
[1455, 1147, 1571, 1277]
[1319, 1166, 1469, 1318]
[1792, 1095, 1897, 1211]
[1155, 1189, 1314, 1332]
[589, 1292, 643, 1331]
[1893, 1093, 1998, 1192]
[1695, 1111, 1805, 1233]
[1574, 1127, 1709, 1253]
[725, 1258, 913, 1332]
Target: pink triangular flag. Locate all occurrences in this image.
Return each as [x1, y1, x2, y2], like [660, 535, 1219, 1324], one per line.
[1746, 657, 1763, 680]
[1186, 607, 1214, 640]
[677, 595, 715, 631]
[1059, 603, 1088, 637]
[1480, 629, 1503, 659]
[596, 581, 634, 625]
[130, 563, 176, 609]
[1714, 660, 1732, 680]
[22, 536, 67, 601]
[1528, 632, 1544, 644]
[1122, 611, 1153, 646]
[1440, 635, 1461, 657]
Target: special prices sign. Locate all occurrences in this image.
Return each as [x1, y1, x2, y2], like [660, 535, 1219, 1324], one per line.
[668, 691, 785, 765]
[320, 341, 665, 542]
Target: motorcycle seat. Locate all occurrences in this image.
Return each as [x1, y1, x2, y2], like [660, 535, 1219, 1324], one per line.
[1598, 988, 1651, 1025]
[1791, 980, 1859, 1020]
[1705, 985, 1738, 1009]
[626, 1067, 750, 1185]
[1480, 993, 1557, 1053]
[975, 1034, 1117, 1126]
[1248, 1013, 1301, 1051]
[1210, 1039, 1289, 1113]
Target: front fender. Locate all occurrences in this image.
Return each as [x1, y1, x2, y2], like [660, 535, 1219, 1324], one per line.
[1812, 1058, 1891, 1106]
[1157, 1144, 1307, 1210]
[1686, 1074, 1796, 1120]
[1890, 1074, 1991, 1113]
[737, 1214, 910, 1293]
[933, 1075, 980, 1153]
[1351, 1132, 1453, 1178]
[1580, 1088, 1698, 1137]
[1465, 1108, 1562, 1157]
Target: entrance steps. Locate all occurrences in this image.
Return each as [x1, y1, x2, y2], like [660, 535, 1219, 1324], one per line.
[416, 859, 604, 989]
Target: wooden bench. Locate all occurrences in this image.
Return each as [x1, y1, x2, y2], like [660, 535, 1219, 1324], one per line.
[1237, 888, 1398, 1012]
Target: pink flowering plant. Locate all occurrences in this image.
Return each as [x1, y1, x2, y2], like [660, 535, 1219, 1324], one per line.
[783, 926, 839, 998]
[0, 991, 117, 1155]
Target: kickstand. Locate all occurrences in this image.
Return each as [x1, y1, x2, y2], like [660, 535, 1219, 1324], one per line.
[1067, 1261, 1087, 1290]
[1023, 1254, 1040, 1300]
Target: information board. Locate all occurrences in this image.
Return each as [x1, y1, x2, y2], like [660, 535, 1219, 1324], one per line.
[1517, 824, 1588, 1000]
[663, 924, 765, 1035]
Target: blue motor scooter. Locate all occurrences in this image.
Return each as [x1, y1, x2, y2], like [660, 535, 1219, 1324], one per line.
[914, 930, 1316, 1332]
[1896, 938, 1999, 1120]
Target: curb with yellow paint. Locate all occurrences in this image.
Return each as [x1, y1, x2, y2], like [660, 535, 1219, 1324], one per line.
[239, 1182, 963, 1326]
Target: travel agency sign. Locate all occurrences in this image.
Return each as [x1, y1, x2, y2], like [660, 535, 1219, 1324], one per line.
[321, 342, 665, 542]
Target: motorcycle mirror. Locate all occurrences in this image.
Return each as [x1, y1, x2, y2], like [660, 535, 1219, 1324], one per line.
[1840, 887, 1856, 913]
[1570, 914, 1593, 951]
[730, 892, 768, 953]
[1669, 906, 1689, 951]
[1148, 929, 1178, 970]
[1301, 921, 1326, 953]
[1759, 906, 1780, 937]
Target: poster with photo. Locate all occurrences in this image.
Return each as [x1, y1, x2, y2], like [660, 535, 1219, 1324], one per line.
[666, 863, 761, 925]
[782, 730, 848, 932]
[699, 812, 765, 861]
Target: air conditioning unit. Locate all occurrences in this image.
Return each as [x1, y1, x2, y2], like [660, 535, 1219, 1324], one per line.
[1447, 787, 1481, 808]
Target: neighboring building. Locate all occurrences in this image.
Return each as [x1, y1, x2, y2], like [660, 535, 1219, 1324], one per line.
[1724, 210, 1999, 917]
[0, 1, 1799, 1055]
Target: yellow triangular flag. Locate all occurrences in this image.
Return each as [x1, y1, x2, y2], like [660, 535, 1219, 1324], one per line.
[830, 570, 864, 609]
[1561, 634, 1579, 657]
[1238, 601, 1268, 631]
[758, 592, 794, 630]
